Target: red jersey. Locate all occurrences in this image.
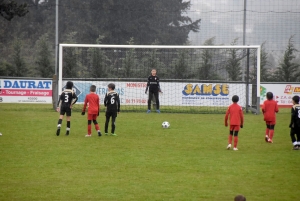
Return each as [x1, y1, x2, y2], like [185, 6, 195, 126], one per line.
[225, 103, 244, 126]
[262, 99, 278, 123]
[82, 93, 100, 114]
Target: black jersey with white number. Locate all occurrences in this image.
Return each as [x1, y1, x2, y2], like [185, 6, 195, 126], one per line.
[291, 104, 300, 128]
[146, 75, 160, 92]
[104, 91, 120, 113]
[57, 89, 78, 108]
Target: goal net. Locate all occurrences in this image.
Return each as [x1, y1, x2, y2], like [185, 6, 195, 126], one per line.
[58, 44, 261, 114]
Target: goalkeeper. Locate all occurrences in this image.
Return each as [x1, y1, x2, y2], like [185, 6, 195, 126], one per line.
[145, 69, 162, 113]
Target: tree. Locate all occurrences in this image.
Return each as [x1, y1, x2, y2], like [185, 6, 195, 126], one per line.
[35, 33, 54, 77]
[121, 37, 138, 77]
[275, 35, 300, 82]
[172, 48, 191, 79]
[12, 38, 27, 76]
[225, 38, 242, 81]
[250, 41, 269, 82]
[0, 0, 28, 21]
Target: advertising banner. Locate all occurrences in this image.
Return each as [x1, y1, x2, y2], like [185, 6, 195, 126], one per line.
[260, 84, 300, 107]
[63, 81, 246, 107]
[0, 79, 52, 103]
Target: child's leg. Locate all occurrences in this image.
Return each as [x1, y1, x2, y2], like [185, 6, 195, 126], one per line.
[93, 117, 101, 136]
[233, 131, 239, 148]
[111, 116, 117, 134]
[265, 124, 270, 141]
[153, 92, 160, 110]
[295, 128, 300, 147]
[56, 114, 64, 136]
[105, 115, 110, 134]
[290, 128, 298, 149]
[147, 91, 153, 110]
[227, 130, 233, 149]
[269, 124, 275, 141]
[66, 116, 71, 135]
[87, 120, 92, 135]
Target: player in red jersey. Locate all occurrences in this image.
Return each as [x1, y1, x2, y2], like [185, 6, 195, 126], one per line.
[225, 95, 244, 151]
[262, 92, 279, 143]
[81, 85, 101, 137]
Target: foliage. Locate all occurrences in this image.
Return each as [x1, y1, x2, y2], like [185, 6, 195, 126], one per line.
[0, 0, 28, 21]
[274, 35, 300, 82]
[250, 41, 269, 82]
[35, 33, 54, 78]
[12, 38, 27, 77]
[225, 38, 242, 81]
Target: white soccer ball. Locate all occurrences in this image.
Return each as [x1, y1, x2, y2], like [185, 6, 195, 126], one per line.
[0, 132, 2, 136]
[162, 121, 170, 129]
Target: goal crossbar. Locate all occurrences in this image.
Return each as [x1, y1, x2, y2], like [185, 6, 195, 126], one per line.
[58, 44, 261, 113]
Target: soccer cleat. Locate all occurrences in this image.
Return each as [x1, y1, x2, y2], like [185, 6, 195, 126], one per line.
[233, 147, 238, 151]
[268, 139, 273, 143]
[156, 109, 160, 113]
[146, 110, 151, 113]
[85, 134, 91, 137]
[98, 131, 102, 137]
[56, 129, 60, 136]
[65, 131, 69, 136]
[111, 133, 118, 136]
[265, 135, 269, 142]
[227, 144, 231, 150]
[292, 145, 299, 150]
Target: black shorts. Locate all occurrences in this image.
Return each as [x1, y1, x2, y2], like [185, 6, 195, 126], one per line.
[60, 105, 71, 116]
[106, 111, 117, 118]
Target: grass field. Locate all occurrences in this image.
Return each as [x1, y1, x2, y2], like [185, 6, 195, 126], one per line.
[0, 104, 299, 201]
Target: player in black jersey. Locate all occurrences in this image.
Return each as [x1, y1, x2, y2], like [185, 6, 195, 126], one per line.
[145, 69, 162, 113]
[289, 95, 300, 150]
[104, 83, 120, 136]
[56, 81, 78, 136]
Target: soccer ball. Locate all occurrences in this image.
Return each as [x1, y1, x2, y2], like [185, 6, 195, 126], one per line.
[162, 121, 170, 128]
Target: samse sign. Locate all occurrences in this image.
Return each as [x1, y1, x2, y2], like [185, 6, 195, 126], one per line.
[0, 79, 52, 103]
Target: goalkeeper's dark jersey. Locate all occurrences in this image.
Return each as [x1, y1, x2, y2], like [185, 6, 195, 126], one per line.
[104, 91, 120, 113]
[57, 89, 78, 108]
[146, 75, 160, 93]
[291, 104, 300, 128]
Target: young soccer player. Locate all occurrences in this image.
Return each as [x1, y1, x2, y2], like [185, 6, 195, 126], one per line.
[289, 95, 300, 150]
[262, 92, 279, 143]
[81, 85, 101, 137]
[56, 81, 78, 136]
[225, 95, 244, 151]
[104, 83, 120, 136]
[145, 69, 162, 113]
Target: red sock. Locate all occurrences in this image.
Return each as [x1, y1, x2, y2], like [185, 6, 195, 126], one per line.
[88, 125, 92, 135]
[265, 128, 269, 136]
[269, 130, 274, 140]
[234, 136, 238, 148]
[95, 124, 100, 131]
[228, 135, 233, 144]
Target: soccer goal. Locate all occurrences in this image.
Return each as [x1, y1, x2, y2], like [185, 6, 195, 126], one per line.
[58, 44, 261, 114]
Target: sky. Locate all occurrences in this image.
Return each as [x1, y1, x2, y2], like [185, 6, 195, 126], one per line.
[187, 0, 300, 61]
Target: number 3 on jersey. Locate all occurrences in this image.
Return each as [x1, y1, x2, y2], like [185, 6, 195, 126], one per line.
[65, 94, 69, 103]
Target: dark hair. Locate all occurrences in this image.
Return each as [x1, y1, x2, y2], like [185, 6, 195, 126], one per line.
[293, 95, 299, 104]
[234, 195, 246, 201]
[232, 95, 239, 103]
[266, 92, 273, 100]
[66, 81, 73, 89]
[90, 85, 96, 92]
[108, 83, 115, 90]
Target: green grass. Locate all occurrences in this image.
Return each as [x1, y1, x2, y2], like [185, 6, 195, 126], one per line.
[0, 104, 298, 201]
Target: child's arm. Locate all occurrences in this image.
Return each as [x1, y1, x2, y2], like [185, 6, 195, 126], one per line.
[262, 102, 265, 113]
[71, 93, 78, 107]
[56, 92, 64, 112]
[116, 94, 120, 114]
[224, 107, 230, 127]
[157, 76, 162, 93]
[145, 76, 150, 94]
[240, 107, 244, 128]
[104, 93, 108, 107]
[275, 102, 279, 113]
[289, 106, 295, 128]
[81, 96, 88, 115]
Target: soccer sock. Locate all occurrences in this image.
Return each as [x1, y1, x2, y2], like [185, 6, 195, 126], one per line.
[95, 124, 100, 131]
[57, 119, 62, 127]
[265, 128, 269, 137]
[66, 121, 70, 129]
[269, 129, 274, 140]
[87, 125, 91, 135]
[234, 136, 238, 148]
[228, 135, 233, 144]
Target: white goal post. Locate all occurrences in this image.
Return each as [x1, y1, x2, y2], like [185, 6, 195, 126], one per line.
[58, 44, 261, 113]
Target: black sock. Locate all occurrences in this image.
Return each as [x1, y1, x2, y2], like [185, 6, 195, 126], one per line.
[57, 119, 62, 126]
[67, 121, 70, 129]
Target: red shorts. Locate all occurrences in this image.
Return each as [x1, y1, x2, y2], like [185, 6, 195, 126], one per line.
[230, 125, 240, 131]
[87, 114, 97, 120]
[266, 121, 275, 125]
